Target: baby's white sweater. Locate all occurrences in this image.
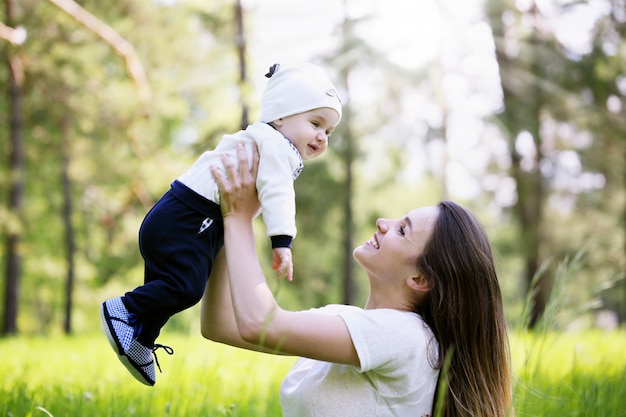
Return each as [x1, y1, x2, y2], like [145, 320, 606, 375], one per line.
[177, 122, 303, 239]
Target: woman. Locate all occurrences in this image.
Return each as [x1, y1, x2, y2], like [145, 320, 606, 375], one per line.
[201, 144, 512, 417]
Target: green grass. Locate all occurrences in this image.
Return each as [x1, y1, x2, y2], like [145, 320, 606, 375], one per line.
[2, 330, 626, 416]
[1, 332, 295, 417]
[511, 330, 626, 416]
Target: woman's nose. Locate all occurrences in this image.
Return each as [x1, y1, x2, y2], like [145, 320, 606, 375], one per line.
[376, 218, 389, 232]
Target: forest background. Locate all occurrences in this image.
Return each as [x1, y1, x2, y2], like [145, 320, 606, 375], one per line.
[1, 0, 625, 338]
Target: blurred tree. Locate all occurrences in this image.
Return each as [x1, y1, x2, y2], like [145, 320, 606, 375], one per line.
[46, 0, 153, 334]
[487, 0, 626, 327]
[487, 0, 552, 328]
[1, 0, 239, 335]
[234, 0, 248, 129]
[566, 0, 626, 322]
[317, 2, 436, 306]
[333, 14, 358, 306]
[1, 0, 25, 336]
[3, 0, 623, 334]
[323, 8, 397, 306]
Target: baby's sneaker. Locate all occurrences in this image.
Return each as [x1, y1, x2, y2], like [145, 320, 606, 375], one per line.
[101, 297, 169, 386]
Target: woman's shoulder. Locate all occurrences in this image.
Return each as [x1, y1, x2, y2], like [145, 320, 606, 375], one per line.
[307, 304, 363, 315]
[343, 308, 436, 348]
[336, 308, 438, 375]
[306, 305, 435, 346]
[346, 307, 427, 325]
[312, 305, 428, 328]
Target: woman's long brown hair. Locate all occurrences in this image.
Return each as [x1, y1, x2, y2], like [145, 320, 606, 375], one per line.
[415, 201, 512, 417]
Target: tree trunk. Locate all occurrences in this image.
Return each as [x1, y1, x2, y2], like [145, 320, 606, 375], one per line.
[235, 0, 248, 129]
[623, 135, 626, 323]
[2, 0, 24, 336]
[61, 113, 76, 334]
[520, 5, 550, 328]
[341, 116, 355, 304]
[338, 64, 356, 305]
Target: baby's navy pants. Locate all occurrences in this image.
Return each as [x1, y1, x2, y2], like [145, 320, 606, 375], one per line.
[123, 180, 224, 346]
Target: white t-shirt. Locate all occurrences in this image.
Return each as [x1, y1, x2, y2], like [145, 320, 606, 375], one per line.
[280, 305, 439, 417]
[177, 121, 303, 239]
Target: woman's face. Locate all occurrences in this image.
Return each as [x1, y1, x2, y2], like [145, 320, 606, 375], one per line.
[353, 206, 439, 283]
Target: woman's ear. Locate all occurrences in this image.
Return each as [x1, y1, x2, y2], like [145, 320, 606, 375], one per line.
[407, 275, 430, 292]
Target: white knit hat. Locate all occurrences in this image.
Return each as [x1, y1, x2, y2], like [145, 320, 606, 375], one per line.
[260, 62, 342, 124]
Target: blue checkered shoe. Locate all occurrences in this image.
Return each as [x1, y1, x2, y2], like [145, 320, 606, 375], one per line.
[100, 297, 173, 386]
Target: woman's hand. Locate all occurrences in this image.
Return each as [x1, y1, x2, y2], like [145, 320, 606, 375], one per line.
[211, 143, 261, 220]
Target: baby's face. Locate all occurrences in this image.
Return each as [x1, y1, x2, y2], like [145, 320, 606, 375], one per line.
[272, 108, 340, 160]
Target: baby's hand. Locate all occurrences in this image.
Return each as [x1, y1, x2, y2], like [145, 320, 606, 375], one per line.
[272, 247, 293, 281]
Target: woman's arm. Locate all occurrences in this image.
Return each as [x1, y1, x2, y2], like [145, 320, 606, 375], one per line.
[201, 249, 296, 353]
[201, 248, 255, 349]
[210, 143, 360, 366]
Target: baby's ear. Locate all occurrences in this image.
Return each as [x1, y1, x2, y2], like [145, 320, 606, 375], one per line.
[407, 275, 430, 292]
